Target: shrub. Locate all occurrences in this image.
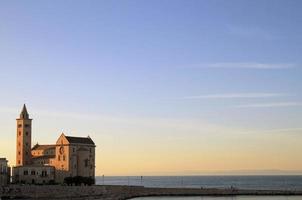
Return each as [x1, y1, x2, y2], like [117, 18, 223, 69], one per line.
[64, 177, 73, 186]
[64, 176, 95, 186]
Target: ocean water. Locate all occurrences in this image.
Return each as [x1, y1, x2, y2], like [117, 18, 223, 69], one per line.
[95, 176, 302, 190]
[131, 197, 302, 200]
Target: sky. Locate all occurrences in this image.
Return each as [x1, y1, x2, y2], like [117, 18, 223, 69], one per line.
[0, 0, 302, 176]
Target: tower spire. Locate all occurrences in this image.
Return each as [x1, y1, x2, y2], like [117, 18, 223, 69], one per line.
[20, 104, 29, 119]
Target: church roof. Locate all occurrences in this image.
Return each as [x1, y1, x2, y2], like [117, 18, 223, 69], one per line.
[65, 136, 95, 145]
[32, 144, 56, 151]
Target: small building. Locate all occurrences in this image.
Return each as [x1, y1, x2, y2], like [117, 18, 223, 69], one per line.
[0, 158, 10, 186]
[12, 165, 55, 184]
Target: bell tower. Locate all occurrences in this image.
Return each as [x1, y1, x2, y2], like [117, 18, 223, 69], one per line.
[16, 104, 32, 166]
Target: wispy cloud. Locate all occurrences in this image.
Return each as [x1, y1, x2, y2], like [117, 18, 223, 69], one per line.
[184, 93, 287, 100]
[248, 128, 302, 134]
[236, 102, 302, 108]
[202, 62, 296, 69]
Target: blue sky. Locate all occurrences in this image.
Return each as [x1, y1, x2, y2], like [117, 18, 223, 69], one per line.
[0, 0, 302, 175]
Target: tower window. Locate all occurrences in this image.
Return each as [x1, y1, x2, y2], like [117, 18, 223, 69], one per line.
[18, 151, 20, 155]
[25, 132, 28, 136]
[26, 142, 28, 146]
[63, 155, 65, 161]
[25, 124, 30, 128]
[31, 170, 36, 175]
[18, 132, 21, 136]
[18, 124, 22, 128]
[58, 155, 60, 161]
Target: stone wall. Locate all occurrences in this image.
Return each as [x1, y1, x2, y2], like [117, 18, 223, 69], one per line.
[1, 185, 302, 200]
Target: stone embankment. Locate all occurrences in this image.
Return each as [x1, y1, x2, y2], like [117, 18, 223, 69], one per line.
[1, 185, 302, 200]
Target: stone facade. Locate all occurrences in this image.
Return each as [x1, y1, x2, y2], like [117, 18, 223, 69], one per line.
[12, 165, 55, 184]
[32, 144, 56, 165]
[0, 158, 10, 186]
[51, 134, 96, 183]
[12, 105, 96, 184]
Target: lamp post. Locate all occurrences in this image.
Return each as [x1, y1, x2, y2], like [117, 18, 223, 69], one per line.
[141, 176, 143, 186]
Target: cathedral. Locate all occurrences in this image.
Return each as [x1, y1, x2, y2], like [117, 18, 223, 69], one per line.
[12, 105, 96, 184]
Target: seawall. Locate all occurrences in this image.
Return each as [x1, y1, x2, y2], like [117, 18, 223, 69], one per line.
[1, 185, 302, 200]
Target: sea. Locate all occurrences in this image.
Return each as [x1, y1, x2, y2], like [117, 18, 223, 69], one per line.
[95, 176, 302, 200]
[95, 176, 302, 190]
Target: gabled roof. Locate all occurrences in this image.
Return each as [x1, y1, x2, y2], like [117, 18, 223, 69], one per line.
[65, 136, 95, 145]
[32, 144, 56, 151]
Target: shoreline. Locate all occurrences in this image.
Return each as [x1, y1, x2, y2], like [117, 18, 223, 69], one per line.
[1, 185, 302, 200]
